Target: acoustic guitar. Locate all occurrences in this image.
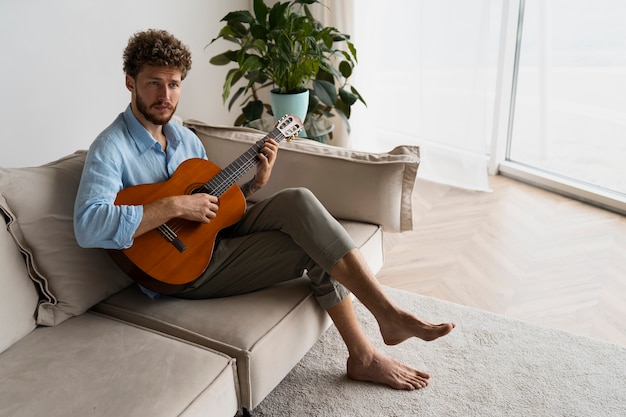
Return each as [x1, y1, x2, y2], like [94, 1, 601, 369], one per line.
[108, 114, 303, 294]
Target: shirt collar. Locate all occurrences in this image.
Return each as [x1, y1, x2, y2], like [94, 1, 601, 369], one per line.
[122, 104, 181, 154]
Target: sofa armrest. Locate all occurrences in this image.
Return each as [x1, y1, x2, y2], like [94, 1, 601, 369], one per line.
[185, 120, 419, 233]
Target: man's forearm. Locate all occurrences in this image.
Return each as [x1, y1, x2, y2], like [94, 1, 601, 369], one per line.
[240, 176, 264, 198]
[133, 198, 179, 239]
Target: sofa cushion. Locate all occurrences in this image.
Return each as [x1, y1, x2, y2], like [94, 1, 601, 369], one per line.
[96, 279, 328, 412]
[94, 219, 383, 410]
[0, 207, 39, 354]
[0, 152, 132, 326]
[184, 120, 420, 233]
[0, 312, 239, 417]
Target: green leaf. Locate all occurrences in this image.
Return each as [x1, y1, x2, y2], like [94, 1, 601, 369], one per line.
[250, 39, 268, 56]
[222, 68, 243, 103]
[253, 0, 268, 22]
[336, 97, 350, 117]
[245, 69, 269, 86]
[315, 68, 334, 83]
[338, 60, 352, 78]
[320, 32, 333, 49]
[269, 2, 289, 29]
[250, 24, 269, 40]
[223, 50, 239, 62]
[338, 87, 357, 106]
[347, 41, 358, 62]
[209, 25, 238, 44]
[241, 55, 263, 73]
[209, 53, 233, 66]
[331, 32, 349, 43]
[351, 86, 367, 106]
[230, 69, 243, 87]
[228, 86, 246, 111]
[234, 113, 248, 126]
[319, 63, 341, 80]
[228, 21, 249, 37]
[313, 79, 337, 106]
[222, 10, 254, 24]
[242, 100, 265, 121]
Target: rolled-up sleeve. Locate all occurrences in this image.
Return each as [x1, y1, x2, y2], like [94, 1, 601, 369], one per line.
[74, 138, 143, 249]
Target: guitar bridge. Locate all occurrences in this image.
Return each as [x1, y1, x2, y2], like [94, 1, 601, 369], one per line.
[157, 224, 187, 253]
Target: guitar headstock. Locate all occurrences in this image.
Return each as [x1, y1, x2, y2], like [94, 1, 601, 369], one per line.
[275, 114, 303, 141]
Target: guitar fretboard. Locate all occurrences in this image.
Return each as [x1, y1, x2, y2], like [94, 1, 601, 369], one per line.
[199, 128, 286, 197]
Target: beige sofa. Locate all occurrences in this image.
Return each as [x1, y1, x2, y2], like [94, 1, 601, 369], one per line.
[0, 120, 419, 417]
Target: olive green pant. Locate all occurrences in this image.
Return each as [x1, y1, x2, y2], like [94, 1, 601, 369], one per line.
[177, 188, 355, 309]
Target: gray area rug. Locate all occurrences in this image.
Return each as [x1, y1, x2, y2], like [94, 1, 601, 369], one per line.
[249, 287, 626, 416]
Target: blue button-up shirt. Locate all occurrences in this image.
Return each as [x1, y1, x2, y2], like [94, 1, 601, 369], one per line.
[74, 105, 207, 250]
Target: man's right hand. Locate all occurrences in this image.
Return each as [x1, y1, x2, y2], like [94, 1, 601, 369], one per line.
[133, 193, 218, 239]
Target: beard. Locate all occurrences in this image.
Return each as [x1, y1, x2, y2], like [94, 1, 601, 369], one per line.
[135, 93, 177, 125]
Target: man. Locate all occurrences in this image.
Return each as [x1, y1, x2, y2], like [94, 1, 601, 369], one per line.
[74, 29, 455, 391]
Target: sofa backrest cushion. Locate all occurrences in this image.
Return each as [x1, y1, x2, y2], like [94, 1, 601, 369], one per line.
[0, 207, 39, 353]
[0, 152, 132, 326]
[185, 120, 420, 233]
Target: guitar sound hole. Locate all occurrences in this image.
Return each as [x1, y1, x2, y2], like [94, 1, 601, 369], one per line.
[188, 183, 212, 195]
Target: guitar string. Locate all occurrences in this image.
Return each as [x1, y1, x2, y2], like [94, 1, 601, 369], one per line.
[163, 155, 257, 234]
[166, 145, 262, 233]
[209, 130, 285, 195]
[157, 224, 177, 241]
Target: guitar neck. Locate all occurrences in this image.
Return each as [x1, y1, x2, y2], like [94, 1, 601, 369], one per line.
[202, 129, 286, 197]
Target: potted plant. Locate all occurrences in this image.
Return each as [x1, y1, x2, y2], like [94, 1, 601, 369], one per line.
[208, 0, 366, 139]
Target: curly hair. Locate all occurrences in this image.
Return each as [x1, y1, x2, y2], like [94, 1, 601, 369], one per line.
[123, 29, 192, 80]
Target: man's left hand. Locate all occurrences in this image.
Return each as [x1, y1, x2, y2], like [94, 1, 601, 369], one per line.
[254, 138, 279, 187]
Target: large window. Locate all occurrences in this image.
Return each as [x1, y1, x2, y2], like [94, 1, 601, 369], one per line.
[505, 0, 626, 207]
[352, 0, 501, 191]
[350, 0, 626, 212]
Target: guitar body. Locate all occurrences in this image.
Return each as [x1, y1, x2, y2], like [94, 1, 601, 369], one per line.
[109, 158, 246, 294]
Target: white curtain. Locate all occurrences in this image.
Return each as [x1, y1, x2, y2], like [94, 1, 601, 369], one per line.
[319, 0, 502, 191]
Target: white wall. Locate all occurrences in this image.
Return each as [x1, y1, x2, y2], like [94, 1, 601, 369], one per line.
[0, 0, 248, 167]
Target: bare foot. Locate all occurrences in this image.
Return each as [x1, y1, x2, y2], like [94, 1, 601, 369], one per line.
[379, 309, 455, 346]
[347, 349, 430, 390]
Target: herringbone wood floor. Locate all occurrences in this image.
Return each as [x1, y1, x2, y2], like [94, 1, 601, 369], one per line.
[377, 175, 626, 346]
